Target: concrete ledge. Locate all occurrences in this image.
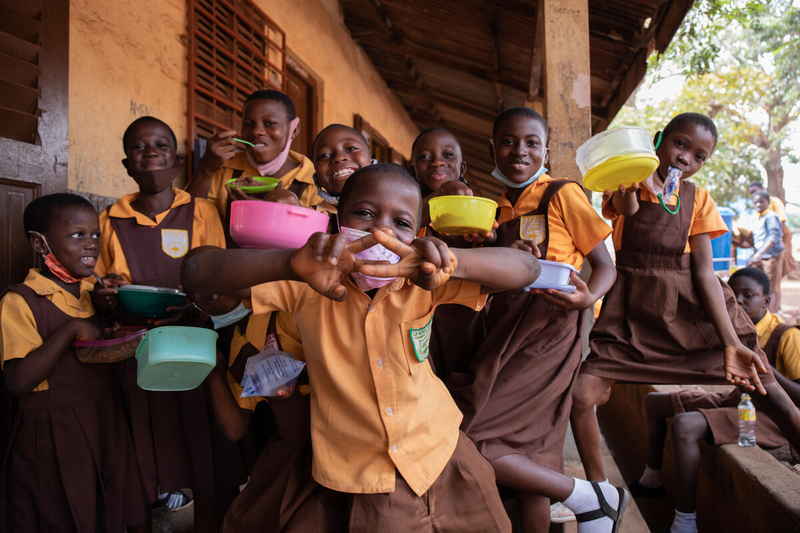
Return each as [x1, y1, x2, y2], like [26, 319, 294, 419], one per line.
[598, 383, 800, 532]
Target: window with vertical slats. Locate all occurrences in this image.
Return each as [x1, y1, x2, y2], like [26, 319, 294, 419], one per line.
[188, 0, 286, 172]
[0, 0, 42, 144]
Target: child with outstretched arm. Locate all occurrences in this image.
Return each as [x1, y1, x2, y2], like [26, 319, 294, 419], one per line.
[182, 163, 539, 531]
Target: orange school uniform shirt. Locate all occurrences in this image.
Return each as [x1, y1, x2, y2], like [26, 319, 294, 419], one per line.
[602, 181, 727, 253]
[250, 275, 486, 495]
[0, 270, 96, 391]
[497, 175, 612, 268]
[95, 188, 225, 282]
[756, 310, 800, 381]
[203, 151, 321, 219]
[768, 196, 787, 223]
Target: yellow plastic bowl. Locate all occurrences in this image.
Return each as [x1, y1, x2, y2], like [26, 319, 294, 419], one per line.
[582, 153, 659, 193]
[429, 195, 498, 235]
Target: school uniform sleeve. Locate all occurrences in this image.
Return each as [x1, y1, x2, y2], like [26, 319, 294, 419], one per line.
[763, 213, 783, 247]
[550, 183, 612, 259]
[250, 280, 307, 316]
[227, 328, 262, 411]
[777, 328, 800, 381]
[688, 188, 727, 240]
[0, 292, 42, 367]
[193, 198, 226, 249]
[601, 198, 621, 221]
[95, 206, 117, 279]
[432, 279, 487, 311]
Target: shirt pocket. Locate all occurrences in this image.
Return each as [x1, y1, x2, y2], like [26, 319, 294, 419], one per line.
[399, 313, 435, 376]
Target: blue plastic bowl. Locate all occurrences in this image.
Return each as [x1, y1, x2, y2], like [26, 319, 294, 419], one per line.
[135, 326, 217, 391]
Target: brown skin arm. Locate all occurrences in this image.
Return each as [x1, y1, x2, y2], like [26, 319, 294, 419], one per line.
[185, 130, 238, 199]
[4, 318, 101, 396]
[690, 233, 768, 394]
[604, 183, 640, 217]
[773, 366, 800, 405]
[206, 349, 253, 441]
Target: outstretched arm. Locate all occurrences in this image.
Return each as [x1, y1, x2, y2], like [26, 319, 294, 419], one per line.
[690, 233, 768, 394]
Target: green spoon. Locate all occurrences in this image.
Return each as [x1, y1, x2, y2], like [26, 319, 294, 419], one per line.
[234, 138, 255, 147]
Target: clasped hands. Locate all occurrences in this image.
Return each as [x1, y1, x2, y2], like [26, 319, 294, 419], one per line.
[290, 229, 456, 301]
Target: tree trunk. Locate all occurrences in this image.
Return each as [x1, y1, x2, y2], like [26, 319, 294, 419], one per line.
[764, 144, 785, 203]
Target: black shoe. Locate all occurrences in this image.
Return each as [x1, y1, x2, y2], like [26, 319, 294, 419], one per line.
[627, 479, 667, 499]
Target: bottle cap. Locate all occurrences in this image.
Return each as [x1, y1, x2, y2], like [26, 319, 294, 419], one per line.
[741, 393, 751, 400]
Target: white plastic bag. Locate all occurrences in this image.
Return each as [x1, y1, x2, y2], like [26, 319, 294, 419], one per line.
[240, 350, 305, 398]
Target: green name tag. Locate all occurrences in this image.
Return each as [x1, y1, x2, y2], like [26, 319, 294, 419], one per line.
[410, 317, 433, 362]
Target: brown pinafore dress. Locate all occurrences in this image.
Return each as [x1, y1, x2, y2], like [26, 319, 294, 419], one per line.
[223, 313, 349, 533]
[109, 199, 248, 500]
[447, 179, 585, 471]
[0, 284, 145, 532]
[582, 182, 775, 384]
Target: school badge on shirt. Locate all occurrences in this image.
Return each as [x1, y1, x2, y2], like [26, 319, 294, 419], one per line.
[410, 317, 433, 362]
[519, 214, 546, 245]
[161, 229, 189, 258]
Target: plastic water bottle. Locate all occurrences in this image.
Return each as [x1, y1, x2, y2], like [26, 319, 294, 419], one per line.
[738, 393, 756, 447]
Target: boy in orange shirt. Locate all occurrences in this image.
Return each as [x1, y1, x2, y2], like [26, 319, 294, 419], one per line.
[181, 163, 546, 531]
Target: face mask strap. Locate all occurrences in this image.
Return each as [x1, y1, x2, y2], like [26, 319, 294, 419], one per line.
[654, 131, 663, 151]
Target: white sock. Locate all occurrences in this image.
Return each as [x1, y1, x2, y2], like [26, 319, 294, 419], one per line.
[562, 478, 621, 533]
[670, 509, 697, 533]
[639, 465, 663, 488]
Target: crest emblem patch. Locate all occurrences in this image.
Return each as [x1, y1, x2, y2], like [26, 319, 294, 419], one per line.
[161, 229, 189, 259]
[519, 215, 546, 244]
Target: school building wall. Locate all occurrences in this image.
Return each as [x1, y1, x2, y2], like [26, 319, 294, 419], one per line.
[67, 0, 419, 202]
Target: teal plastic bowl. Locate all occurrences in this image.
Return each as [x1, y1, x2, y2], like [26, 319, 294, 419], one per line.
[118, 285, 187, 318]
[135, 326, 218, 391]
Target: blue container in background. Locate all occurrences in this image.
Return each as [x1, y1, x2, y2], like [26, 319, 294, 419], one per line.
[712, 207, 735, 271]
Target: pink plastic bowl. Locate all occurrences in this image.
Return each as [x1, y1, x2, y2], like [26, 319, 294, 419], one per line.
[229, 200, 330, 249]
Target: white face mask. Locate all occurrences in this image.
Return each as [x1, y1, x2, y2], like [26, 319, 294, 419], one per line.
[339, 226, 400, 292]
[210, 301, 251, 330]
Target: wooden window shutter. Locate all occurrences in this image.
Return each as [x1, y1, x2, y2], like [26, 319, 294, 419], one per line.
[187, 0, 287, 173]
[0, 1, 43, 144]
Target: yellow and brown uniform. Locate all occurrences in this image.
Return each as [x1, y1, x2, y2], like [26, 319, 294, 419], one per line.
[447, 175, 611, 471]
[0, 270, 145, 530]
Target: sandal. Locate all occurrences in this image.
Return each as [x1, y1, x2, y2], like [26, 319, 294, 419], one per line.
[628, 478, 667, 499]
[574, 482, 629, 533]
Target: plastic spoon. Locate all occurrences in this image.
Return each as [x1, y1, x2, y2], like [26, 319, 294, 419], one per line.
[234, 138, 255, 147]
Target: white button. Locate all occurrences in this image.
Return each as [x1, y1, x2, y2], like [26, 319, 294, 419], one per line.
[376, 359, 384, 369]
[386, 407, 393, 416]
[391, 445, 398, 452]
[370, 307, 376, 313]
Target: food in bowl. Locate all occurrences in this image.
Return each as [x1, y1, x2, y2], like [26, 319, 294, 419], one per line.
[73, 326, 148, 363]
[429, 195, 498, 235]
[225, 176, 280, 193]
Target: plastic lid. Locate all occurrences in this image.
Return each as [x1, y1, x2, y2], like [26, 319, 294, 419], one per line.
[741, 393, 751, 400]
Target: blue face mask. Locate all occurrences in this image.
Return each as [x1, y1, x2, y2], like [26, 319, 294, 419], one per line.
[490, 163, 548, 189]
[210, 301, 251, 330]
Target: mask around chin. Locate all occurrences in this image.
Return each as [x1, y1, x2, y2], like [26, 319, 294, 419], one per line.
[127, 161, 183, 194]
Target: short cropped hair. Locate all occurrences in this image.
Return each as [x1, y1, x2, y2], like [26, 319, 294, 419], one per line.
[493, 107, 548, 140]
[729, 267, 770, 295]
[311, 124, 369, 156]
[23, 193, 95, 236]
[662, 112, 718, 150]
[122, 116, 178, 155]
[411, 127, 462, 156]
[749, 181, 765, 191]
[752, 191, 770, 202]
[244, 90, 296, 121]
[337, 163, 422, 227]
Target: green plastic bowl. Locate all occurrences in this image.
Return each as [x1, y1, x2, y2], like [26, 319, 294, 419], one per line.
[117, 285, 187, 318]
[135, 326, 218, 391]
[225, 176, 280, 193]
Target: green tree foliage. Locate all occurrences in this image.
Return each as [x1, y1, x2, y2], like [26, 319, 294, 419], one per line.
[610, 0, 799, 206]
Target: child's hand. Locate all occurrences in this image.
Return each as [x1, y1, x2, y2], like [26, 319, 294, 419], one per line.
[290, 232, 382, 301]
[93, 273, 128, 310]
[358, 232, 456, 291]
[200, 130, 238, 172]
[266, 382, 297, 401]
[70, 318, 102, 342]
[227, 184, 256, 202]
[724, 343, 768, 395]
[510, 239, 542, 257]
[434, 180, 473, 198]
[532, 271, 594, 310]
[463, 220, 499, 245]
[149, 296, 207, 327]
[263, 184, 301, 206]
[603, 183, 640, 217]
